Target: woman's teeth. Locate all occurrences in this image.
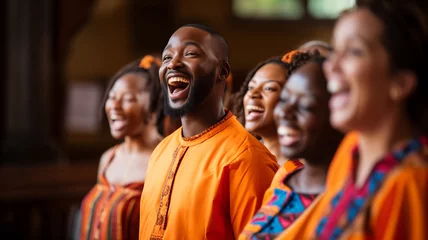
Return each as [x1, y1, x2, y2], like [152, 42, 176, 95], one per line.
[246, 105, 265, 112]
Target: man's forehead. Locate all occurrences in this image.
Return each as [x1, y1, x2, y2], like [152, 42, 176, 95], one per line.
[167, 27, 212, 46]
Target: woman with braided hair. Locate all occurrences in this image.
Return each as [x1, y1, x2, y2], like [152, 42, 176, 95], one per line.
[232, 51, 311, 165]
[79, 55, 179, 240]
[239, 52, 343, 240]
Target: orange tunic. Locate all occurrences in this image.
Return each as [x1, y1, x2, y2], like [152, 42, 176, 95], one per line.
[139, 111, 279, 240]
[277, 132, 428, 240]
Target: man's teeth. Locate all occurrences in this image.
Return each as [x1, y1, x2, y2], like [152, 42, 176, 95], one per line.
[327, 80, 348, 94]
[168, 77, 190, 86]
[246, 105, 265, 112]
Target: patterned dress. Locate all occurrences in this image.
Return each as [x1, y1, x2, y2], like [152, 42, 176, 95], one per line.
[239, 159, 320, 240]
[80, 148, 144, 240]
[314, 135, 428, 240]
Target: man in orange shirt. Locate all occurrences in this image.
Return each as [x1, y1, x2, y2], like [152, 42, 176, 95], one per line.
[139, 24, 279, 240]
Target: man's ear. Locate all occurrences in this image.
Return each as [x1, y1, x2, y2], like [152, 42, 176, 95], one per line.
[219, 62, 231, 82]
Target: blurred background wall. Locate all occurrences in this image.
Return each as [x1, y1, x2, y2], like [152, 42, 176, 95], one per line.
[1, 0, 355, 239]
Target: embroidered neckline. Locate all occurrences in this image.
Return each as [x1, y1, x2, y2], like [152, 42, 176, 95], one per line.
[182, 111, 232, 142]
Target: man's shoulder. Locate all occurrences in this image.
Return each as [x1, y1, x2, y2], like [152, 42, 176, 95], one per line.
[222, 119, 272, 153]
[151, 128, 181, 157]
[215, 120, 277, 166]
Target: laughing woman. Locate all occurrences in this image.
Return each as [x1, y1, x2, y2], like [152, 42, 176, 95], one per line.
[239, 52, 343, 240]
[79, 55, 177, 240]
[233, 52, 304, 164]
[278, 1, 428, 239]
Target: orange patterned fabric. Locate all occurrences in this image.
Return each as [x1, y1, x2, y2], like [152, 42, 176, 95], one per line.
[139, 111, 279, 239]
[277, 132, 428, 240]
[80, 148, 144, 240]
[239, 159, 320, 240]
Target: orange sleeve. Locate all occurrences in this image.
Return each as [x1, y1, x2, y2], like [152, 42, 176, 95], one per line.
[253, 165, 286, 206]
[370, 167, 428, 240]
[228, 146, 279, 238]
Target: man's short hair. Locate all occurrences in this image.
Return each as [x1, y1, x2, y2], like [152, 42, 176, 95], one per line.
[181, 23, 229, 63]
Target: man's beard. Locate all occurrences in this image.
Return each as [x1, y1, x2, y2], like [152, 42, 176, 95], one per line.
[163, 70, 216, 118]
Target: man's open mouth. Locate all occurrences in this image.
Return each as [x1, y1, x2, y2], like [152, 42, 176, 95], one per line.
[168, 76, 191, 101]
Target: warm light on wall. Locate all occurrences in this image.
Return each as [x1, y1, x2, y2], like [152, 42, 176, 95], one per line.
[233, 0, 355, 20]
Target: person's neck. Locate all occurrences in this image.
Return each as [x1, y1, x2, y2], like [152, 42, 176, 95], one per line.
[260, 132, 281, 160]
[356, 109, 417, 187]
[181, 101, 225, 138]
[288, 159, 329, 194]
[123, 126, 162, 154]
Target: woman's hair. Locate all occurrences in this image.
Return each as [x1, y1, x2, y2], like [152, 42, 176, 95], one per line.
[231, 57, 289, 124]
[287, 51, 323, 78]
[356, 0, 428, 126]
[232, 51, 325, 125]
[100, 55, 169, 136]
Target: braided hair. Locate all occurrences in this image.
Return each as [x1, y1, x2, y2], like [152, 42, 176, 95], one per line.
[287, 51, 319, 78]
